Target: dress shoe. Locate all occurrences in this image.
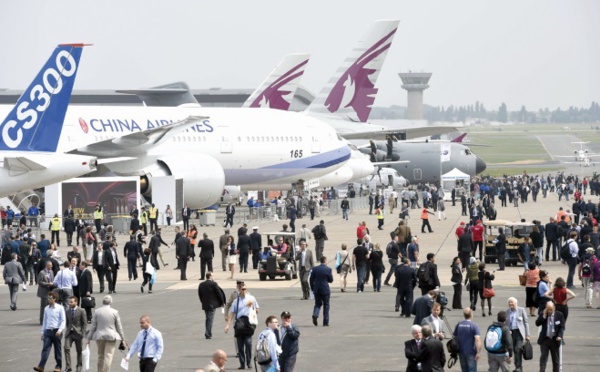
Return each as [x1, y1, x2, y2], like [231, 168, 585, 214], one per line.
[323, 324, 329, 327]
[33, 367, 44, 372]
[140, 286, 144, 293]
[237, 366, 245, 370]
[312, 315, 318, 326]
[112, 291, 117, 294]
[384, 282, 391, 286]
[395, 307, 399, 312]
[108, 291, 113, 294]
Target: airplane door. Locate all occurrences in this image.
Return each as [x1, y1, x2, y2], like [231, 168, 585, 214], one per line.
[413, 168, 422, 181]
[220, 127, 232, 154]
[387, 174, 394, 186]
[311, 135, 321, 153]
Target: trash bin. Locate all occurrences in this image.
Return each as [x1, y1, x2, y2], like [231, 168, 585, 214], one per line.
[199, 210, 216, 226]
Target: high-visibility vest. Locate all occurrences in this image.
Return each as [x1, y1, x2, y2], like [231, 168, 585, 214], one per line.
[421, 209, 429, 220]
[141, 211, 147, 224]
[51, 218, 61, 231]
[94, 210, 103, 220]
[149, 207, 157, 219]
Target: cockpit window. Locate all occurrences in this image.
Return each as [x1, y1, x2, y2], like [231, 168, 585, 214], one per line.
[465, 149, 472, 155]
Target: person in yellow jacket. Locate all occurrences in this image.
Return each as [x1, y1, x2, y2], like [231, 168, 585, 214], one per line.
[49, 213, 61, 246]
[93, 205, 103, 234]
[375, 207, 384, 230]
[148, 203, 159, 233]
[140, 207, 148, 236]
[420, 208, 434, 233]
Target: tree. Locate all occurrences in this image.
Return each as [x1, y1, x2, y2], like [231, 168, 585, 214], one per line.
[498, 103, 508, 123]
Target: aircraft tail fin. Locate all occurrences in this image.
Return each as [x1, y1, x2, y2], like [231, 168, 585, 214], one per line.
[242, 53, 310, 110]
[451, 133, 467, 143]
[0, 43, 87, 152]
[307, 20, 399, 122]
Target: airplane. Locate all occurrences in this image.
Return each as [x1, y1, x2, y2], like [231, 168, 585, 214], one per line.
[302, 20, 485, 184]
[562, 157, 595, 167]
[555, 141, 597, 162]
[0, 44, 98, 196]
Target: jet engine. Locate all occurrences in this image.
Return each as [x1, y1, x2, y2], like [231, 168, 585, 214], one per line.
[139, 154, 225, 208]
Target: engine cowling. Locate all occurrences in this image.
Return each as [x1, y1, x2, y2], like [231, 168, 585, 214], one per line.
[140, 154, 225, 209]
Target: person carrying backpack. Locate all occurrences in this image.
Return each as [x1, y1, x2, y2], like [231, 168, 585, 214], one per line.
[484, 311, 513, 372]
[255, 315, 281, 371]
[578, 246, 597, 308]
[417, 253, 440, 295]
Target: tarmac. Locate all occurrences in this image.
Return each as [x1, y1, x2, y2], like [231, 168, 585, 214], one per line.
[2, 186, 600, 371]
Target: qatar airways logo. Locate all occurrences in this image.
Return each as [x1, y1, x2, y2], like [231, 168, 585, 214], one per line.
[249, 59, 309, 110]
[78, 118, 214, 133]
[2, 50, 77, 148]
[324, 28, 396, 122]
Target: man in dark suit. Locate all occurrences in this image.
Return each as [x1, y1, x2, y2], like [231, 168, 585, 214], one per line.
[198, 233, 215, 280]
[92, 246, 108, 293]
[64, 295, 87, 372]
[412, 290, 437, 325]
[309, 256, 333, 326]
[78, 261, 94, 323]
[249, 226, 262, 269]
[225, 203, 235, 228]
[296, 240, 314, 300]
[237, 231, 251, 273]
[104, 243, 120, 294]
[394, 258, 417, 317]
[176, 234, 192, 280]
[536, 302, 565, 372]
[198, 272, 226, 339]
[417, 325, 446, 372]
[405, 324, 424, 372]
[545, 217, 559, 261]
[123, 235, 141, 281]
[182, 204, 191, 231]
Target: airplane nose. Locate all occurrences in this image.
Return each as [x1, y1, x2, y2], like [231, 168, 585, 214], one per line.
[476, 157, 487, 174]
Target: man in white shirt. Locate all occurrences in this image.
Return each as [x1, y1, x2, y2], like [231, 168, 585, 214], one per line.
[34, 292, 66, 372]
[54, 262, 78, 306]
[225, 285, 260, 369]
[126, 315, 164, 372]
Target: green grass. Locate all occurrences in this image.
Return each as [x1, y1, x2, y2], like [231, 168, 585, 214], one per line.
[466, 134, 551, 164]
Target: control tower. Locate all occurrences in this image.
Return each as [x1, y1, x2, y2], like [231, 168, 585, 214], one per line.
[399, 72, 432, 120]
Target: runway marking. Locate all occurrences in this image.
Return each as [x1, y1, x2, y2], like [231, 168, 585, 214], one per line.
[536, 135, 555, 160]
[15, 318, 34, 323]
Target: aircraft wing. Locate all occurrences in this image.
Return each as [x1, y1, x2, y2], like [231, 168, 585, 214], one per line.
[69, 116, 208, 158]
[339, 126, 458, 141]
[373, 160, 410, 166]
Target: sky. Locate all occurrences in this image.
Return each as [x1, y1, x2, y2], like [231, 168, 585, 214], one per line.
[0, 1, 599, 111]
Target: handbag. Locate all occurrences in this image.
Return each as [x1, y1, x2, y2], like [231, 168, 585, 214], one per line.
[518, 274, 527, 286]
[233, 298, 255, 337]
[483, 287, 495, 298]
[81, 296, 96, 309]
[521, 340, 533, 360]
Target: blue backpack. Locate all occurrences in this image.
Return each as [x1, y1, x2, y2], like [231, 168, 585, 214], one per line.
[484, 325, 503, 352]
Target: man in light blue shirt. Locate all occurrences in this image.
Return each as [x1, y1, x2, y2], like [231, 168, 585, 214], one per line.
[126, 315, 164, 372]
[225, 285, 260, 369]
[54, 262, 78, 305]
[34, 292, 66, 372]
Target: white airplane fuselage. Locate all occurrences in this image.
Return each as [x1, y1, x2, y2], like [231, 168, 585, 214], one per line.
[0, 106, 351, 204]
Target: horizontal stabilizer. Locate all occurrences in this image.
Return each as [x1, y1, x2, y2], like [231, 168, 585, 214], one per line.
[116, 81, 200, 107]
[4, 157, 47, 171]
[339, 126, 457, 141]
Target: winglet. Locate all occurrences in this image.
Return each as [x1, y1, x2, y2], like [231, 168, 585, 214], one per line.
[242, 53, 310, 110]
[451, 133, 467, 143]
[0, 44, 86, 152]
[307, 20, 399, 122]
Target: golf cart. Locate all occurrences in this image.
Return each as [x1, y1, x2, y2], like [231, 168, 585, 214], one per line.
[484, 220, 535, 266]
[258, 232, 298, 281]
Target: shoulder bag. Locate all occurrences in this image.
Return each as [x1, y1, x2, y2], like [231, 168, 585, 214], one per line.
[233, 297, 255, 337]
[521, 339, 534, 360]
[336, 252, 349, 274]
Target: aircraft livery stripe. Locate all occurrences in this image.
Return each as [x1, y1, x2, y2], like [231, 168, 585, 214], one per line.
[261, 146, 351, 170]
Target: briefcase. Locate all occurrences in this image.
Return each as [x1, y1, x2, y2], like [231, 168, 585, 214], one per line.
[81, 296, 96, 309]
